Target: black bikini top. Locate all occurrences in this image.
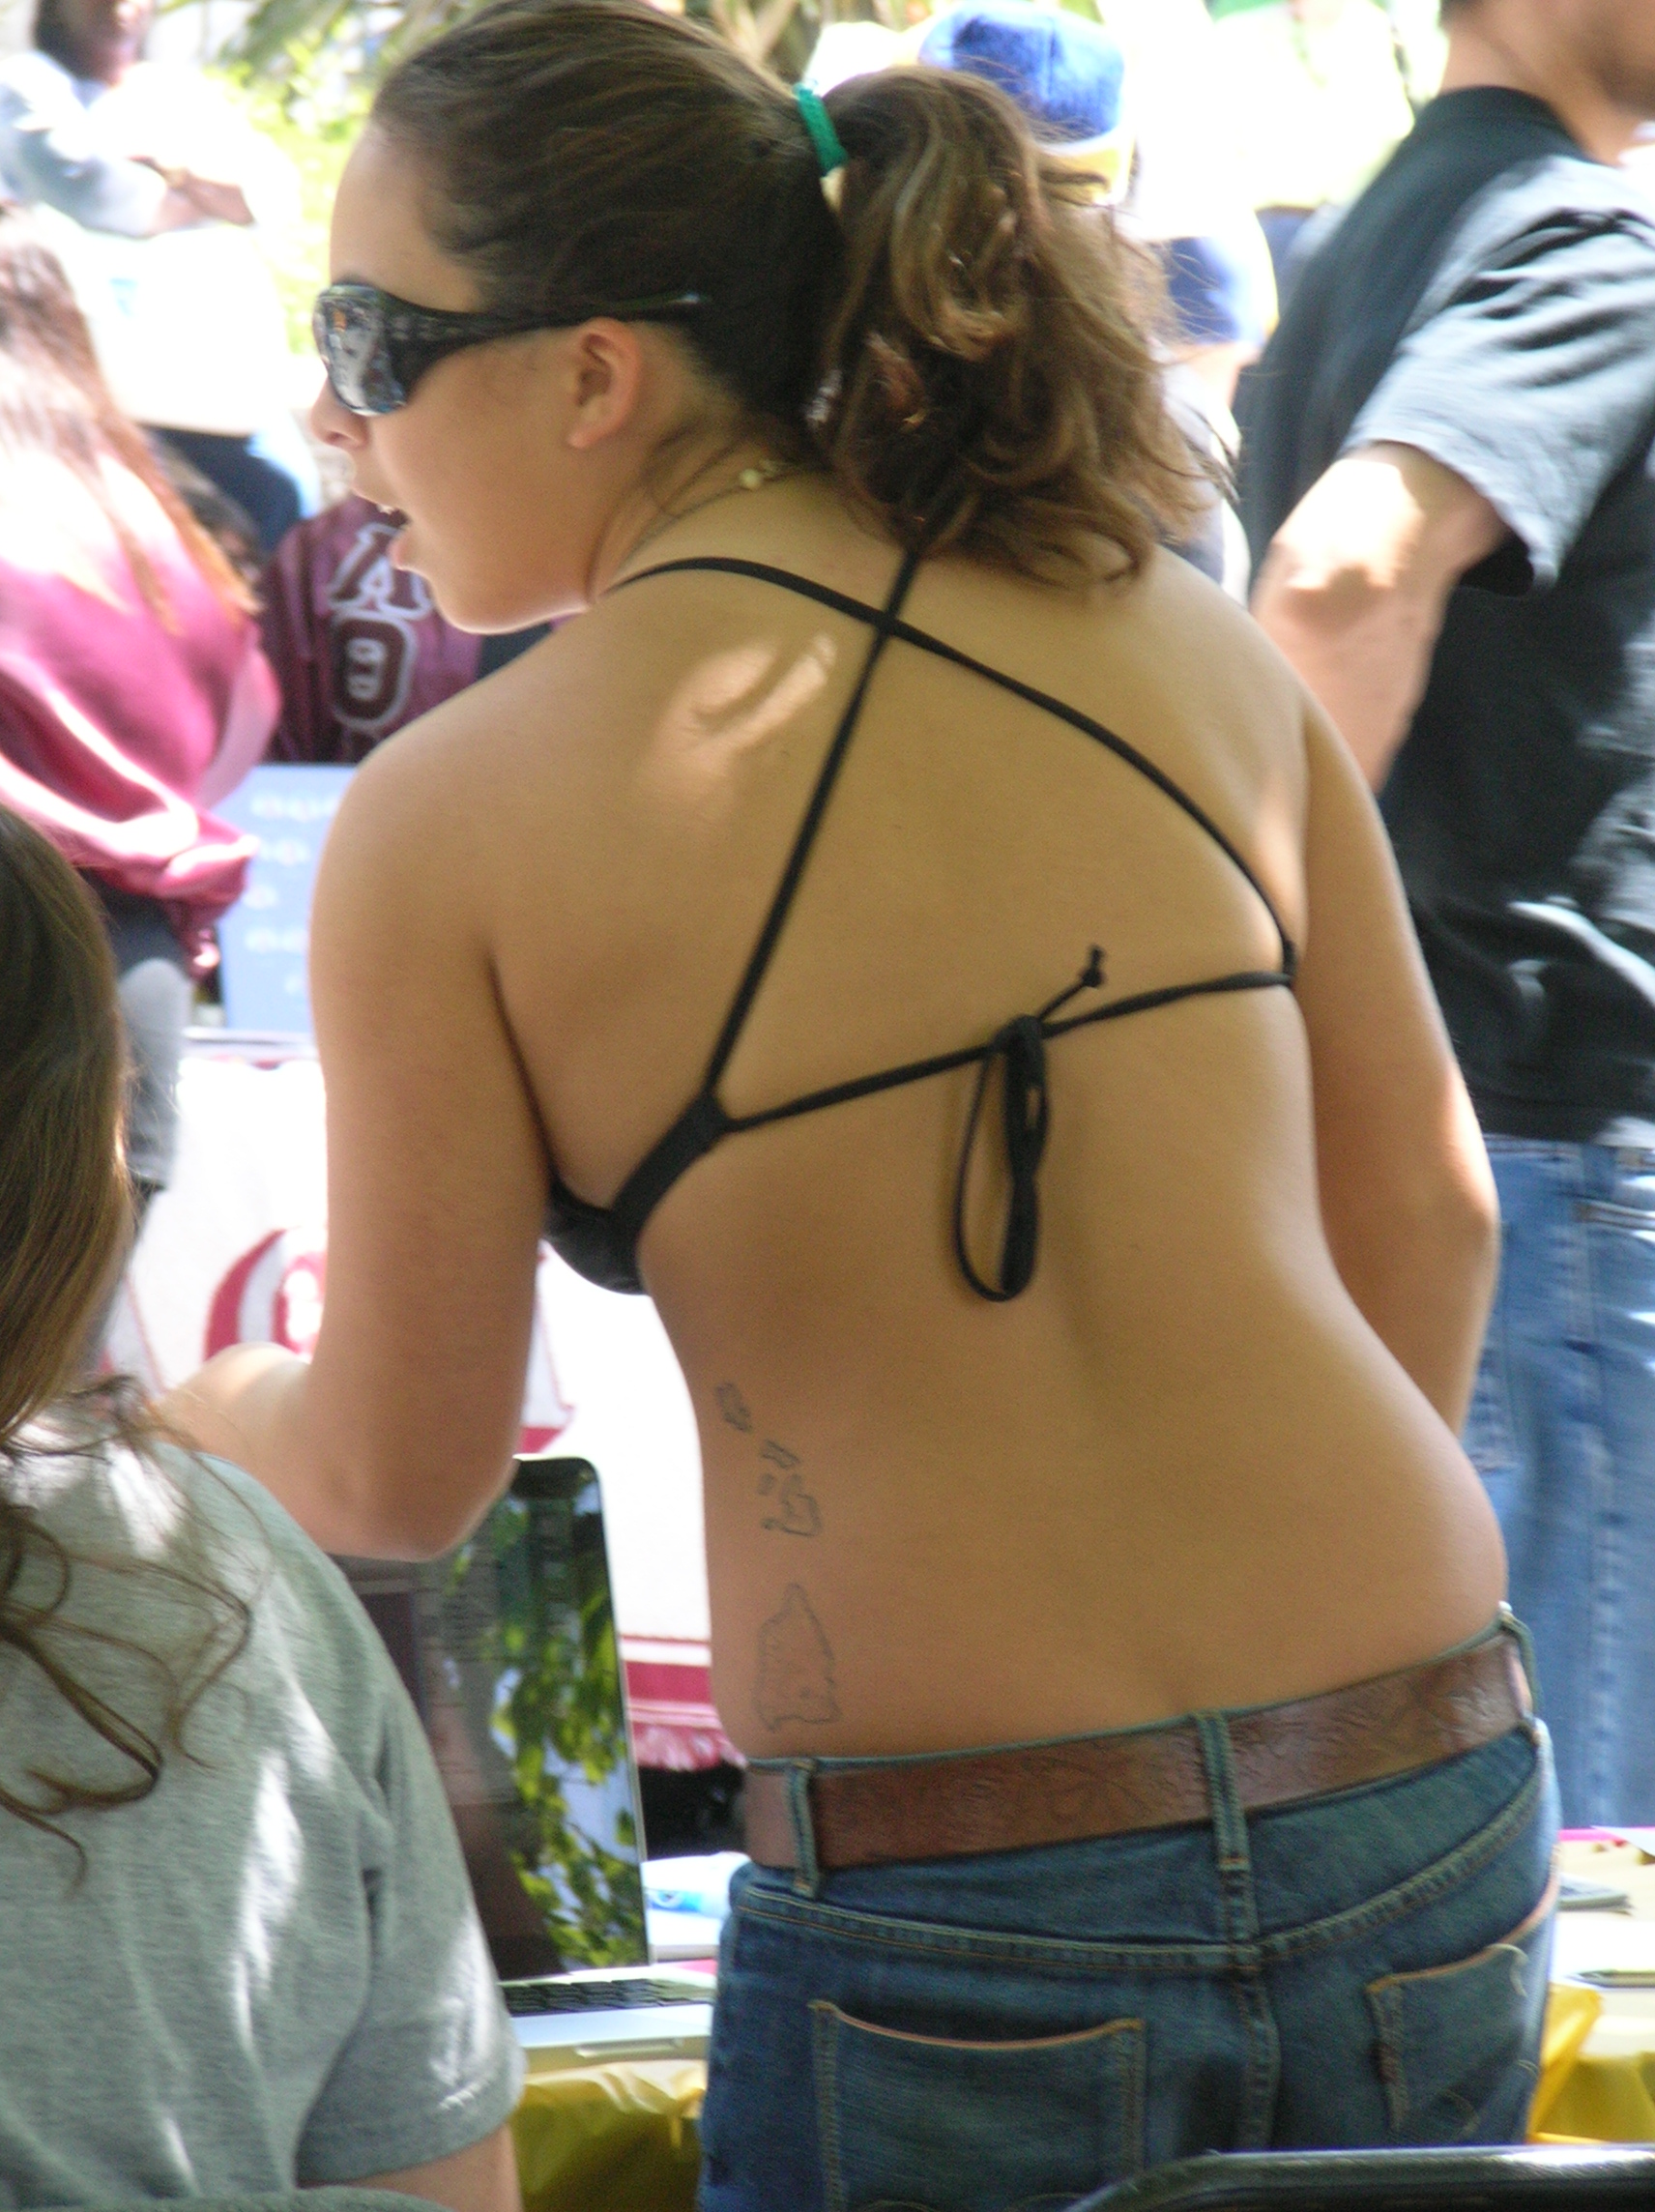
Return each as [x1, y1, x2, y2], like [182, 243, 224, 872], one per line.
[545, 545, 1298, 1300]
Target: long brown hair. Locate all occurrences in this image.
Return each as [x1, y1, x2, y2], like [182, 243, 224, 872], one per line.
[0, 806, 249, 1860]
[0, 209, 254, 621]
[373, 0, 1204, 581]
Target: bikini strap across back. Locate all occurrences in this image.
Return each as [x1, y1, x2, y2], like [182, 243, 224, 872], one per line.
[542, 551, 1297, 1299]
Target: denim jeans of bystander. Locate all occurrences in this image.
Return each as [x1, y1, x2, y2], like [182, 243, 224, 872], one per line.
[1466, 1138, 1655, 1826]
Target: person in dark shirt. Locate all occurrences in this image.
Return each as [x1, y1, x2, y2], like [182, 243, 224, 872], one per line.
[1243, 0, 1655, 1823]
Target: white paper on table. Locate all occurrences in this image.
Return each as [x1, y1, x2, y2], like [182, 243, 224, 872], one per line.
[1549, 1911, 1655, 1982]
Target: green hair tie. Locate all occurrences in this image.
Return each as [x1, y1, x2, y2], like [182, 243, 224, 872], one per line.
[794, 84, 848, 180]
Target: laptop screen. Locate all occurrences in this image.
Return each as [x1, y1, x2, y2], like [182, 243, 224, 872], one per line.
[334, 1455, 649, 1981]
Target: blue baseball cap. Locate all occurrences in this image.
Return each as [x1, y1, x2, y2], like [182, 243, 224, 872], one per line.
[919, 3, 1130, 174]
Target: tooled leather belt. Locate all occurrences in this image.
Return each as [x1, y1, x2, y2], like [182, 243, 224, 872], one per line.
[742, 1629, 1532, 1873]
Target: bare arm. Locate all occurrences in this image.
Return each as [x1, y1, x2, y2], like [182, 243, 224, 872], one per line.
[133, 159, 255, 227]
[352, 2121, 521, 2212]
[1292, 693, 1498, 1432]
[1251, 441, 1506, 788]
[160, 729, 547, 1557]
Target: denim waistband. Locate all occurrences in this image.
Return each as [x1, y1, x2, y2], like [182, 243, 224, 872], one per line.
[745, 1608, 1529, 1781]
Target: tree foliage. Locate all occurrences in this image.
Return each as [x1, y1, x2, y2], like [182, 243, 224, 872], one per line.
[216, 0, 903, 121]
[438, 1482, 644, 1969]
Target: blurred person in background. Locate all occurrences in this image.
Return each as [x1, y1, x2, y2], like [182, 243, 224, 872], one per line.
[0, 209, 276, 1219]
[1245, 0, 1655, 1824]
[813, 0, 1277, 415]
[263, 493, 489, 764]
[917, 0, 1255, 592]
[0, 0, 319, 548]
[1113, 0, 1278, 419]
[1113, 0, 1279, 594]
[1209, 0, 1417, 281]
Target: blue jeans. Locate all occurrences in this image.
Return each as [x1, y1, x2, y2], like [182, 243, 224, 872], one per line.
[700, 1683, 1556, 2211]
[1467, 1138, 1655, 1824]
[92, 882, 191, 1193]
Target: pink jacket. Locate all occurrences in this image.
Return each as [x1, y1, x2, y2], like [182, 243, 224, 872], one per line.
[0, 470, 277, 971]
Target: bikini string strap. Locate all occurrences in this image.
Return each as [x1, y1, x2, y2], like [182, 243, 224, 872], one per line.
[952, 947, 1105, 1303]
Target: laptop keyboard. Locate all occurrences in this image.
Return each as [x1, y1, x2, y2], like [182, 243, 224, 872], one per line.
[503, 1977, 711, 2018]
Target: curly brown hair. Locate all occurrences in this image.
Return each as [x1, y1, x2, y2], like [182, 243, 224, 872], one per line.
[0, 807, 250, 1862]
[372, 0, 1205, 582]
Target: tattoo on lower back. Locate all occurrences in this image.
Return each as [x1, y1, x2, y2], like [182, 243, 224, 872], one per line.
[712, 1388, 824, 1536]
[754, 1583, 840, 1729]
[764, 1472, 820, 1539]
[715, 1382, 752, 1433]
[756, 1440, 820, 1535]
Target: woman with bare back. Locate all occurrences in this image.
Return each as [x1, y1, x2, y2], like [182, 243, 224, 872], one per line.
[164, 4, 1555, 2200]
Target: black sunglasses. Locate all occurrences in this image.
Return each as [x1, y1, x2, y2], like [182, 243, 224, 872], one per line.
[312, 279, 706, 416]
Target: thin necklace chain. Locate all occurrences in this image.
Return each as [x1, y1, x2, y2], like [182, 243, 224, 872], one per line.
[615, 455, 800, 582]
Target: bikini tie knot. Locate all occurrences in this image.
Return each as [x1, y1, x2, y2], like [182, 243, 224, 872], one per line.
[953, 1011, 1050, 1303]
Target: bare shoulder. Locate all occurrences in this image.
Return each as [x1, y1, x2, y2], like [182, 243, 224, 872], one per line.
[321, 616, 621, 879]
[1064, 549, 1312, 850]
[918, 541, 1305, 734]
[1115, 548, 1307, 716]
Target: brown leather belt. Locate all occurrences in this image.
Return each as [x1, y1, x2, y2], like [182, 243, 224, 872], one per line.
[742, 1629, 1531, 1874]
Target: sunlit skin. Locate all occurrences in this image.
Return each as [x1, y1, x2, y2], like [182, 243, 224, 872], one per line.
[164, 124, 1506, 1758]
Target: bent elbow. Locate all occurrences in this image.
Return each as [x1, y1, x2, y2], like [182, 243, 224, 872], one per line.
[312, 1441, 514, 1561]
[1255, 555, 1393, 647]
[1406, 1165, 1501, 1313]
[1464, 1174, 1502, 1296]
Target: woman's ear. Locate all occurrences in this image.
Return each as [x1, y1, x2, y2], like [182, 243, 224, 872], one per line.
[564, 318, 647, 451]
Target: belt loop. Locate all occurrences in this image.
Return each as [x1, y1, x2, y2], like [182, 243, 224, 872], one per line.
[1194, 1713, 1251, 1884]
[786, 1761, 822, 1897]
[1499, 1603, 1542, 1716]
[1193, 1710, 1276, 2146]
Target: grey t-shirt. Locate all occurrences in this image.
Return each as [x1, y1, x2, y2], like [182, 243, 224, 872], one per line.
[0, 1438, 523, 2207]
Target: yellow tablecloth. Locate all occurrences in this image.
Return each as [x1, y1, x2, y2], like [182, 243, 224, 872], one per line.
[510, 2058, 704, 2212]
[1535, 1841, 1655, 2144]
[506, 1904, 1655, 2211]
[1533, 1983, 1655, 2144]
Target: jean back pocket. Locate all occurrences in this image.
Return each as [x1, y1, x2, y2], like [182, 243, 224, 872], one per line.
[810, 1999, 1146, 2212]
[1365, 1874, 1557, 2144]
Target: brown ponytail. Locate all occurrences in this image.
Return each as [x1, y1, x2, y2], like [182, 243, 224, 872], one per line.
[375, 0, 1205, 581]
[818, 66, 1202, 575]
